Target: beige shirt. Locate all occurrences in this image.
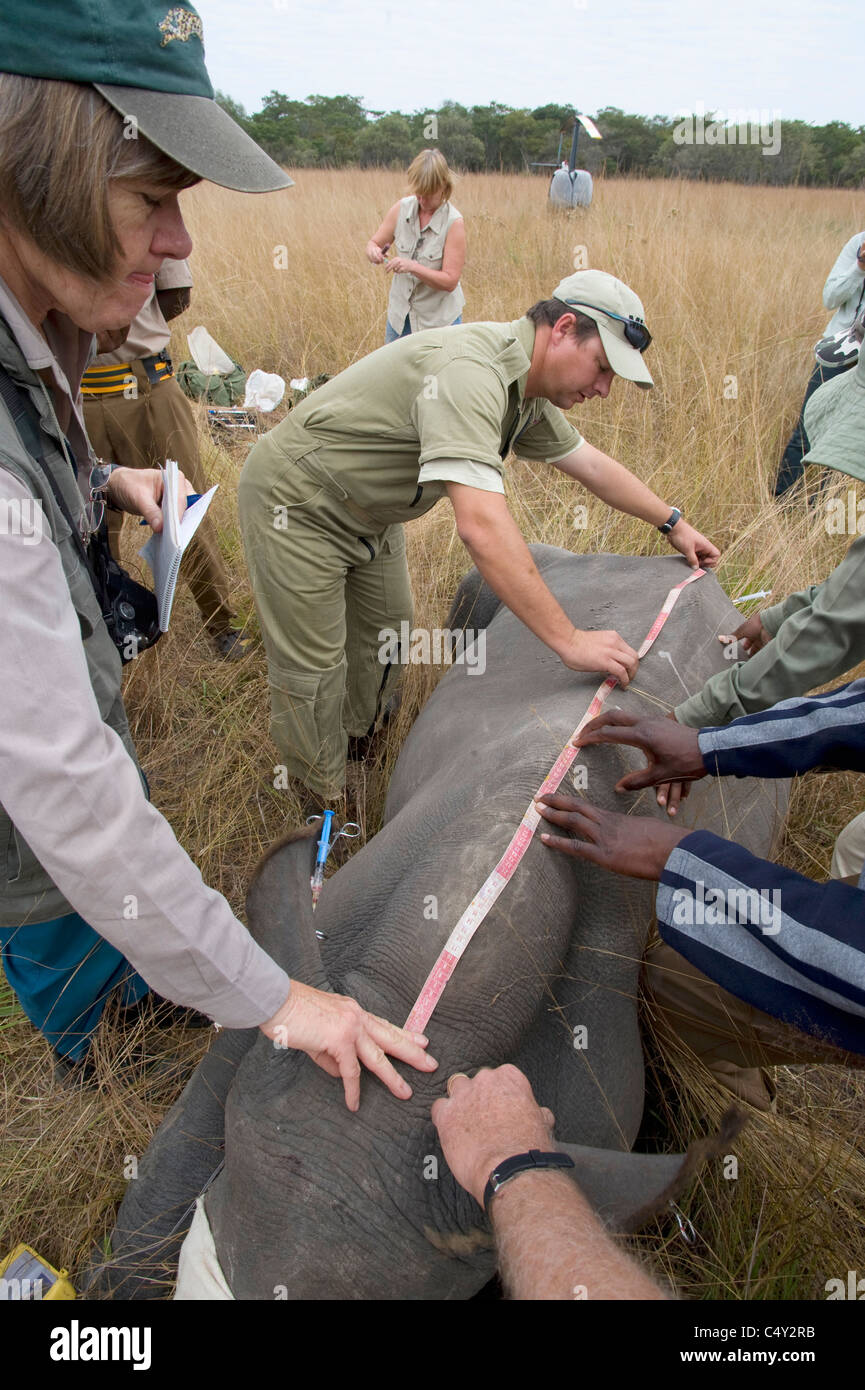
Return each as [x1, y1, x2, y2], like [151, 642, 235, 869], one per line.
[94, 258, 193, 365]
[0, 279, 290, 1028]
[387, 197, 465, 334]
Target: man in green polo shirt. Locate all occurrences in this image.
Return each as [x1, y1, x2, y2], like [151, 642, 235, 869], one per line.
[238, 269, 720, 802]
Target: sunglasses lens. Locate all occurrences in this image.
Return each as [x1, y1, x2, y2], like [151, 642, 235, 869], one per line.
[625, 323, 651, 352]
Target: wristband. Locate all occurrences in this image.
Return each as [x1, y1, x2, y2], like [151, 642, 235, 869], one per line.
[658, 506, 682, 535]
[483, 1149, 575, 1212]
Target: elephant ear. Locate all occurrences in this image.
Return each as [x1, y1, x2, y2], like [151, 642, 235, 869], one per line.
[245, 826, 332, 992]
[557, 1107, 747, 1234]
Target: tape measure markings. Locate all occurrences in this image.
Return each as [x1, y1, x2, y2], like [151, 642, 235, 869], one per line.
[404, 568, 705, 1034]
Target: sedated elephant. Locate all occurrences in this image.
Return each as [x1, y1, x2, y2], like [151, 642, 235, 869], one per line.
[89, 548, 787, 1300]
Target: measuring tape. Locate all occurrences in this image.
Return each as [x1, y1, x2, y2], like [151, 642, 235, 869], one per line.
[404, 568, 706, 1034]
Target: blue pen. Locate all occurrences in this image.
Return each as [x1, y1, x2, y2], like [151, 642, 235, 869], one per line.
[310, 808, 336, 911]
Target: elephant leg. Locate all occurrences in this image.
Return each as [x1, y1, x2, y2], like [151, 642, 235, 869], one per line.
[83, 1026, 257, 1300]
[444, 564, 502, 634]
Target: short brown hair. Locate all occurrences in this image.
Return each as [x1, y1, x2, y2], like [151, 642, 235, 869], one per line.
[406, 148, 453, 203]
[0, 75, 199, 282]
[525, 299, 600, 341]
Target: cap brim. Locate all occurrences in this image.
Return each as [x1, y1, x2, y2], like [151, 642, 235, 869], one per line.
[596, 321, 653, 389]
[94, 85, 293, 193]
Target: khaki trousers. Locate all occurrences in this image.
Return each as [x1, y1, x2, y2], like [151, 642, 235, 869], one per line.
[238, 456, 413, 798]
[644, 939, 865, 1111]
[83, 365, 234, 634]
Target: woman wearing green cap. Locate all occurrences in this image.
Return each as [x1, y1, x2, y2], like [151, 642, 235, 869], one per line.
[0, 1, 437, 1108]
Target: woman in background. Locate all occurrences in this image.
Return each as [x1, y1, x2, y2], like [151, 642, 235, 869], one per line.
[366, 149, 466, 342]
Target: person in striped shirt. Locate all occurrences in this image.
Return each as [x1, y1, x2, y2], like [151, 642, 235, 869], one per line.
[535, 681, 865, 1110]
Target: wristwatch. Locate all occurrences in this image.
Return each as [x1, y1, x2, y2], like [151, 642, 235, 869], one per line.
[658, 506, 682, 535]
[483, 1149, 575, 1213]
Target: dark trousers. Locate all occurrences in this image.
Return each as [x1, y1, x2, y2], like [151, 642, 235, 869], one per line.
[774, 357, 855, 496]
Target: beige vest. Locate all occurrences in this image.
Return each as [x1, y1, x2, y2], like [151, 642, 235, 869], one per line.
[387, 196, 465, 333]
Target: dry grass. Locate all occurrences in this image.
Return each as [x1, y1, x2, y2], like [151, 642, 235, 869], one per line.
[2, 170, 864, 1298]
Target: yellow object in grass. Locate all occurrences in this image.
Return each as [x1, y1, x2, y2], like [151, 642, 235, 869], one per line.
[0, 1243, 76, 1300]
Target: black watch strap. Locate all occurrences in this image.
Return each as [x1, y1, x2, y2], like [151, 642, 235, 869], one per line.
[483, 1149, 575, 1212]
[658, 506, 682, 534]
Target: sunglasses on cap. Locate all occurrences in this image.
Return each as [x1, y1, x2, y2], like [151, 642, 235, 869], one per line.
[561, 300, 652, 353]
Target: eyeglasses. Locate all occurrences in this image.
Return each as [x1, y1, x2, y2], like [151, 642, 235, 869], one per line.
[561, 300, 652, 353]
[87, 464, 109, 537]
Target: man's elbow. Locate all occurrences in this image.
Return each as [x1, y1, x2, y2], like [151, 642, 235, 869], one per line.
[455, 517, 491, 552]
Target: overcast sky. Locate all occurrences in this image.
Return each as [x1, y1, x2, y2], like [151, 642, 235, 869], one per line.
[195, 0, 861, 127]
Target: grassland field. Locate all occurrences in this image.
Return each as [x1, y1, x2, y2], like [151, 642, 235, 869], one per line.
[2, 169, 864, 1300]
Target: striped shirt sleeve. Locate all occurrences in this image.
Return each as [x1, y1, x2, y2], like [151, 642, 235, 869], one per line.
[657, 830, 865, 1055]
[697, 678, 865, 779]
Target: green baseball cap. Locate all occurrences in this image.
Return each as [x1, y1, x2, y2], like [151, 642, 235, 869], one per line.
[0, 1, 292, 193]
[551, 270, 654, 389]
[801, 340, 865, 483]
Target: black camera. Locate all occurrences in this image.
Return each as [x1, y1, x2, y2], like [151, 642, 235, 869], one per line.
[88, 523, 162, 663]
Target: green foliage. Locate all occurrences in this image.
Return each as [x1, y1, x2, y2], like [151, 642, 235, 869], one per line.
[215, 90, 865, 187]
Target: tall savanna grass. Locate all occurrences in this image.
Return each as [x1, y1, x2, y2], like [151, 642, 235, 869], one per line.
[1, 170, 864, 1299]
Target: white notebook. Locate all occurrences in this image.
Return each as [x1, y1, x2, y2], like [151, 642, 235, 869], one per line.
[139, 458, 218, 630]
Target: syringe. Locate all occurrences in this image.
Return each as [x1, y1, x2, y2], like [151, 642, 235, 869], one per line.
[310, 808, 336, 912]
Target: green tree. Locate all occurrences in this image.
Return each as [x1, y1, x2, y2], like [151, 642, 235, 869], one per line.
[355, 113, 415, 167]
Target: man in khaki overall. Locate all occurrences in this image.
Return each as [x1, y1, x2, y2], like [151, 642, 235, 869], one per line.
[239, 270, 720, 802]
[83, 258, 241, 657]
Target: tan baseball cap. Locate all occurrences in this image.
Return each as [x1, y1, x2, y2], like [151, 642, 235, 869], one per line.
[552, 270, 653, 389]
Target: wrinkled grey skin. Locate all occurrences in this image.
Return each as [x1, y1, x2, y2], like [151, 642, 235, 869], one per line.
[90, 549, 786, 1300]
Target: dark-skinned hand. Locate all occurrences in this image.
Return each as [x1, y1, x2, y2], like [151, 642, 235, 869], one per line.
[535, 795, 688, 880]
[576, 709, 707, 793]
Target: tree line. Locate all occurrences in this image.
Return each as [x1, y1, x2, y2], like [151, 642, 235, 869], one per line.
[214, 93, 865, 187]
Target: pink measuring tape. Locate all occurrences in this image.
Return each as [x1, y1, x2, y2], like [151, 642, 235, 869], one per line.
[404, 568, 706, 1034]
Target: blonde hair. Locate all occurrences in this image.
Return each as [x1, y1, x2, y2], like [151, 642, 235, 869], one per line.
[0, 75, 199, 282]
[406, 148, 453, 203]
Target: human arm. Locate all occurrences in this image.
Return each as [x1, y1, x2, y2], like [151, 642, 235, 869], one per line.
[576, 680, 865, 793]
[552, 440, 720, 570]
[366, 201, 400, 264]
[674, 533, 865, 727]
[0, 470, 436, 1107]
[445, 481, 638, 685]
[822, 232, 865, 312]
[431, 1065, 666, 1300]
[535, 799, 865, 1053]
[384, 217, 466, 292]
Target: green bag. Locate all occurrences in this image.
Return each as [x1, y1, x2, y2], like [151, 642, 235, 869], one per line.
[176, 359, 247, 406]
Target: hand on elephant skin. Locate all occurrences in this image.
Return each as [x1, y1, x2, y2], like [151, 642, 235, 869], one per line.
[664, 519, 720, 569]
[431, 1064, 556, 1209]
[717, 612, 771, 659]
[576, 710, 706, 805]
[557, 628, 639, 687]
[535, 796, 687, 879]
[261, 981, 438, 1112]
